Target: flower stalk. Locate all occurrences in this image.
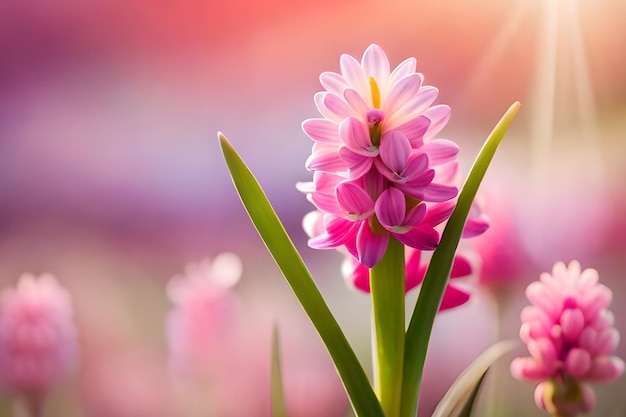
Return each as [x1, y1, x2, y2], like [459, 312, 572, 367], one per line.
[370, 236, 405, 417]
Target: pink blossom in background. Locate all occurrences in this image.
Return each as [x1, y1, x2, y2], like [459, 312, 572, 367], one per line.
[165, 253, 242, 377]
[0, 273, 79, 410]
[473, 189, 529, 290]
[299, 44, 460, 268]
[342, 249, 475, 311]
[511, 261, 624, 417]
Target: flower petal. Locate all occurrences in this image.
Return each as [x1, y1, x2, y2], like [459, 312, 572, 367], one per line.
[336, 181, 374, 220]
[420, 139, 460, 165]
[356, 222, 389, 268]
[379, 130, 412, 173]
[340, 53, 368, 100]
[440, 285, 471, 311]
[320, 71, 348, 95]
[394, 224, 440, 250]
[361, 44, 390, 87]
[308, 216, 358, 249]
[374, 187, 406, 230]
[302, 118, 340, 143]
[450, 255, 472, 278]
[422, 104, 451, 140]
[339, 117, 375, 154]
[315, 92, 352, 122]
[394, 115, 431, 148]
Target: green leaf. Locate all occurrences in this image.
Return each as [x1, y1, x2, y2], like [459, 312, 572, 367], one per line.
[400, 102, 521, 417]
[219, 133, 384, 417]
[271, 324, 289, 417]
[432, 340, 518, 417]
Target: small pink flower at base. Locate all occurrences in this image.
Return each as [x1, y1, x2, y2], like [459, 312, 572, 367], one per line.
[510, 261, 624, 417]
[342, 247, 474, 311]
[300, 44, 460, 268]
[0, 273, 79, 406]
[166, 253, 242, 377]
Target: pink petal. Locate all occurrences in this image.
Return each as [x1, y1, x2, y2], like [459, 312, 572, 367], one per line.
[560, 308, 585, 342]
[394, 224, 440, 250]
[315, 92, 352, 122]
[400, 153, 430, 181]
[356, 222, 389, 268]
[420, 139, 460, 164]
[450, 255, 472, 278]
[361, 44, 390, 86]
[439, 285, 471, 311]
[423, 201, 455, 226]
[302, 118, 340, 143]
[375, 187, 406, 230]
[526, 282, 561, 320]
[362, 168, 386, 200]
[422, 183, 458, 202]
[402, 203, 427, 227]
[591, 328, 620, 356]
[422, 104, 451, 140]
[336, 181, 374, 221]
[306, 143, 346, 173]
[388, 86, 439, 127]
[585, 356, 625, 382]
[320, 71, 348, 95]
[384, 73, 423, 116]
[379, 130, 412, 173]
[463, 215, 490, 238]
[394, 116, 430, 148]
[387, 58, 417, 88]
[510, 357, 550, 381]
[340, 53, 367, 99]
[339, 118, 376, 154]
[308, 216, 358, 249]
[528, 337, 558, 367]
[343, 88, 370, 116]
[338, 147, 375, 179]
[564, 347, 592, 378]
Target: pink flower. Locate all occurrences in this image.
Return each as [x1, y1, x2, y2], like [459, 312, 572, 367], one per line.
[300, 44, 460, 267]
[0, 273, 79, 405]
[342, 249, 474, 311]
[510, 261, 624, 417]
[165, 253, 242, 377]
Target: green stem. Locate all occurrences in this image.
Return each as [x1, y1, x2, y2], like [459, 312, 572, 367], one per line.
[370, 237, 405, 417]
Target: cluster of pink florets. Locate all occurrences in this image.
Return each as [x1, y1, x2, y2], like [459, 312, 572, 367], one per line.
[0, 274, 78, 409]
[298, 44, 464, 269]
[511, 261, 624, 416]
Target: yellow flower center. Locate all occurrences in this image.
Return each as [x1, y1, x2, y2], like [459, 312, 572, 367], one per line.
[369, 76, 381, 109]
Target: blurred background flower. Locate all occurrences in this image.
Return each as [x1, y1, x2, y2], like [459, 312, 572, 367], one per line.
[0, 0, 625, 416]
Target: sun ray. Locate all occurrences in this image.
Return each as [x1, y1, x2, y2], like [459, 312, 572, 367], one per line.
[529, 0, 560, 181]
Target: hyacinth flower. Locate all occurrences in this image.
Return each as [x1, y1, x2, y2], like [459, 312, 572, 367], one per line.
[0, 273, 79, 417]
[299, 44, 460, 269]
[511, 261, 624, 417]
[219, 41, 519, 417]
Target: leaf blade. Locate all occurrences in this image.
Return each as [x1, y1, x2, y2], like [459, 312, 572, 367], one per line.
[432, 340, 518, 417]
[219, 133, 384, 417]
[400, 102, 521, 417]
[271, 324, 289, 417]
